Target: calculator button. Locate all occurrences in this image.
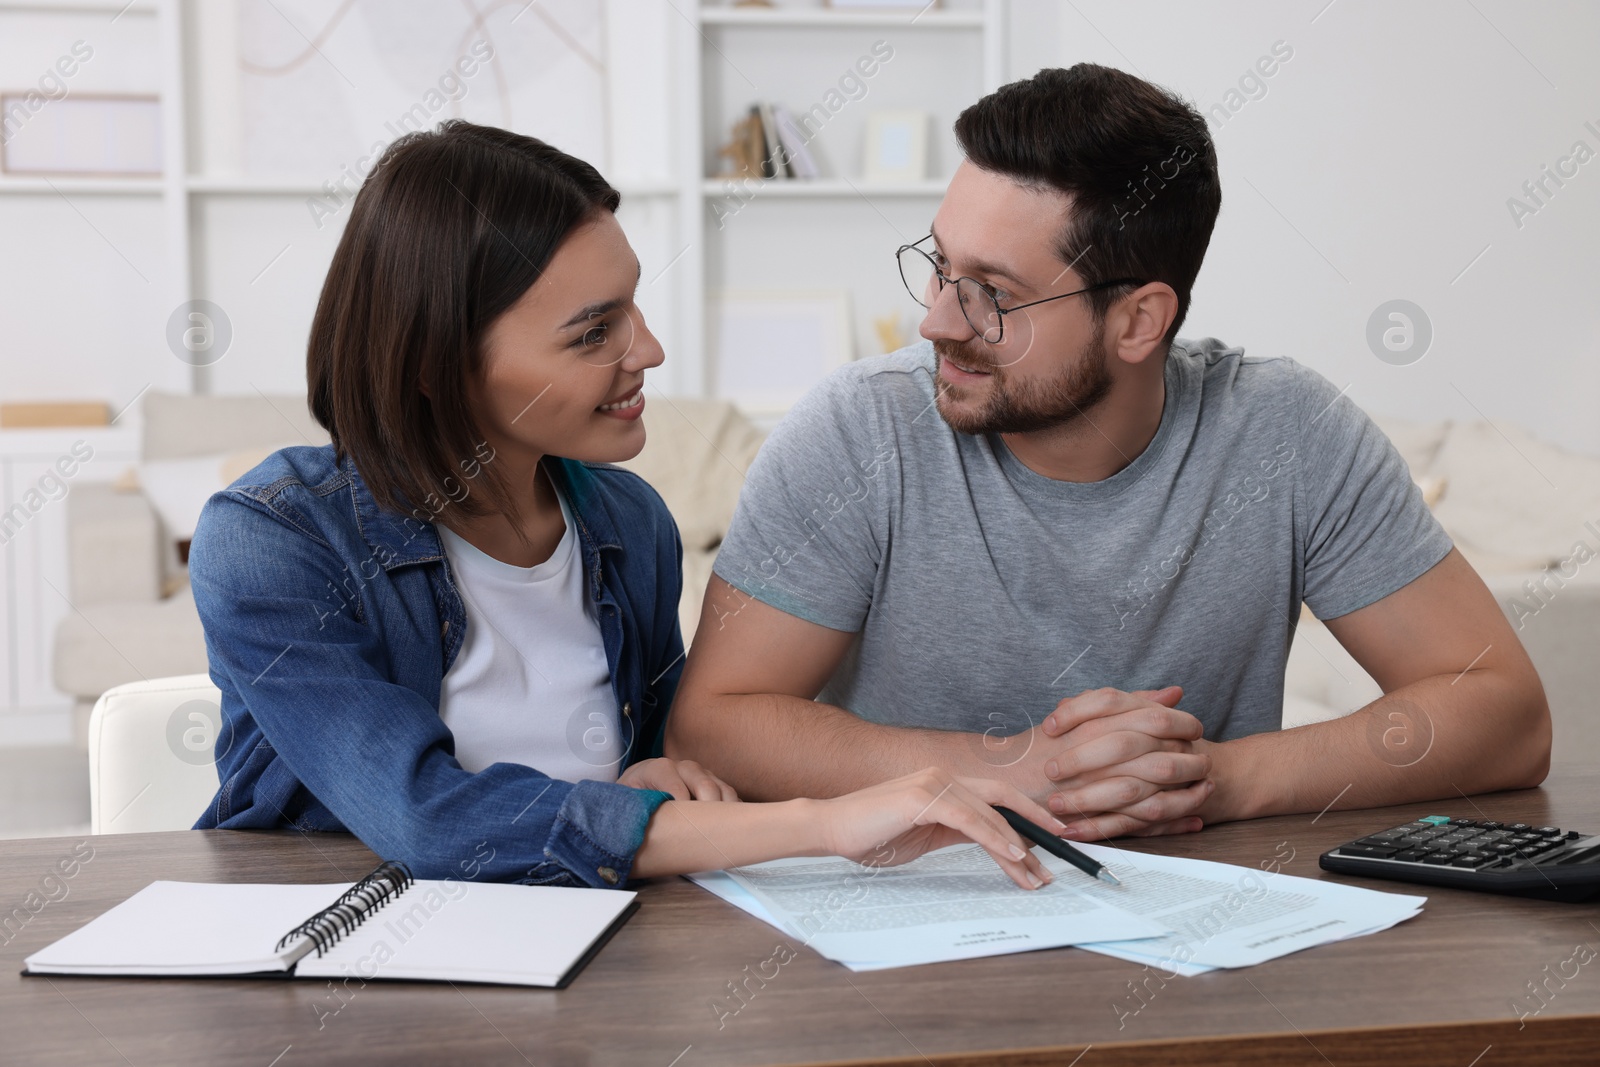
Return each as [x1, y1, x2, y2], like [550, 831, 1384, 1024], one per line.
[1354, 836, 1405, 848]
[1420, 854, 1456, 864]
[1508, 823, 1532, 832]
[1393, 849, 1427, 862]
[1450, 855, 1494, 868]
[1338, 844, 1400, 858]
[1478, 821, 1503, 830]
[1450, 818, 1478, 827]
[1489, 843, 1519, 854]
[1567, 830, 1583, 840]
[1536, 826, 1563, 837]
[1420, 816, 1452, 825]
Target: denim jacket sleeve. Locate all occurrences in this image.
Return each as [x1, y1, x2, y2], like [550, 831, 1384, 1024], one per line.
[642, 487, 686, 761]
[189, 488, 670, 888]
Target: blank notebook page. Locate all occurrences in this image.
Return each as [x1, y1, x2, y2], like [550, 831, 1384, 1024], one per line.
[25, 882, 351, 975]
[297, 880, 637, 987]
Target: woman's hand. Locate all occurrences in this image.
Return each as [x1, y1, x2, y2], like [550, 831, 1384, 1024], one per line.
[814, 768, 1063, 890]
[618, 757, 740, 801]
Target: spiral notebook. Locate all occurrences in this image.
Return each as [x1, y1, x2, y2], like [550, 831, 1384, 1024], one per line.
[21, 862, 637, 989]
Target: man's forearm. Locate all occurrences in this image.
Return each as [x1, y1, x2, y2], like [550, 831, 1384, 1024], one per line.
[666, 692, 981, 801]
[1199, 667, 1551, 824]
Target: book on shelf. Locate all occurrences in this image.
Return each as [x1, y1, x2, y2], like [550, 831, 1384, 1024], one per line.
[771, 106, 820, 179]
[717, 101, 821, 182]
[756, 102, 786, 178]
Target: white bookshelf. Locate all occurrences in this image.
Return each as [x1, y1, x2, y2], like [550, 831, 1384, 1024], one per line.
[0, 0, 1009, 404]
[683, 0, 1005, 396]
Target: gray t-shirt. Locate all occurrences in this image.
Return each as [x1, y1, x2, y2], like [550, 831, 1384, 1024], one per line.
[711, 338, 1453, 742]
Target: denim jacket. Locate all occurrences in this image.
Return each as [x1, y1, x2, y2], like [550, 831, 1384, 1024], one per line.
[188, 444, 680, 888]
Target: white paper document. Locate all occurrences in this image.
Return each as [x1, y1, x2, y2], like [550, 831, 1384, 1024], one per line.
[690, 841, 1424, 974]
[1065, 842, 1425, 973]
[688, 844, 1172, 970]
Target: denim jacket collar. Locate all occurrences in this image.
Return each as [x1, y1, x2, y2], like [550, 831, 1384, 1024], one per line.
[339, 450, 624, 577]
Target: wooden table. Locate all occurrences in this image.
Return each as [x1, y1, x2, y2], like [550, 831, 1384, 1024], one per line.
[6, 765, 1600, 1066]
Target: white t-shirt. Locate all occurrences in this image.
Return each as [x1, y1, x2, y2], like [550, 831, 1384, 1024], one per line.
[437, 488, 621, 783]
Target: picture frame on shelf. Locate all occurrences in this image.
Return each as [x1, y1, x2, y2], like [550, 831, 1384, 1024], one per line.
[710, 290, 853, 416]
[862, 110, 928, 183]
[827, 0, 939, 9]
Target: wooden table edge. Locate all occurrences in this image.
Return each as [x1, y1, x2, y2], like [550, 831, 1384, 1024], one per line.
[782, 1012, 1600, 1066]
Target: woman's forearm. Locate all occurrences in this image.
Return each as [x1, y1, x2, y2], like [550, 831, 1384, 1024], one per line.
[630, 798, 826, 878]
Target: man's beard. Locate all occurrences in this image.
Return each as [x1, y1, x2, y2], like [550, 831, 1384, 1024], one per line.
[933, 319, 1111, 435]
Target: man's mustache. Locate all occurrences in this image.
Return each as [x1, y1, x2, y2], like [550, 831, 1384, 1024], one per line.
[933, 340, 998, 372]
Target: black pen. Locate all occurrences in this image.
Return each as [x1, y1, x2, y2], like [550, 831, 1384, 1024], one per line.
[995, 807, 1122, 886]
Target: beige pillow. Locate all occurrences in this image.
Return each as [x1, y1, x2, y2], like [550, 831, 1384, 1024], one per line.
[1430, 421, 1600, 568]
[1369, 414, 1451, 481]
[617, 397, 766, 553]
[117, 446, 291, 565]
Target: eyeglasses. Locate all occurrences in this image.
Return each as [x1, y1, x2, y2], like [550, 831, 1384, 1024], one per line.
[895, 235, 1145, 345]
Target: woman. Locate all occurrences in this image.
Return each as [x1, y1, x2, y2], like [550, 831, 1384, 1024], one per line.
[189, 120, 1059, 890]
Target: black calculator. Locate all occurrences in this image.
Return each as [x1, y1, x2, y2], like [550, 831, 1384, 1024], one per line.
[1320, 816, 1600, 903]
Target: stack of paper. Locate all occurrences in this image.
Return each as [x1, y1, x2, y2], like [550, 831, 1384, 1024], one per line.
[690, 845, 1170, 970]
[1066, 842, 1424, 975]
[689, 842, 1423, 973]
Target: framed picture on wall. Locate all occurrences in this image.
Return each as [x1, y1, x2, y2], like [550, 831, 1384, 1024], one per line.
[710, 290, 853, 416]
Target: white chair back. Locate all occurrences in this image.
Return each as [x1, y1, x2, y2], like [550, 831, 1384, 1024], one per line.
[88, 674, 224, 834]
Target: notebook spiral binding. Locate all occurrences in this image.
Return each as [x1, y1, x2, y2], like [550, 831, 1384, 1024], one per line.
[274, 861, 414, 958]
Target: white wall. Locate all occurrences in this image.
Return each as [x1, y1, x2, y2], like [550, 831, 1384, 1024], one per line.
[1049, 0, 1600, 456]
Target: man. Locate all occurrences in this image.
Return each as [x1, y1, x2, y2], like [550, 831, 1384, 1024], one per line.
[667, 64, 1549, 840]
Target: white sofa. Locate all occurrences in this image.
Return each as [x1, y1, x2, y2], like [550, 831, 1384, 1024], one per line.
[1284, 414, 1600, 760]
[54, 394, 1600, 757]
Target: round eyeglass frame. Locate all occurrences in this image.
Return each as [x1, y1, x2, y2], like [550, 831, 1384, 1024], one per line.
[895, 235, 1146, 344]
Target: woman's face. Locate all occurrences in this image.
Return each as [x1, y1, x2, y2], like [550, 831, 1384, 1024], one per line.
[474, 210, 664, 466]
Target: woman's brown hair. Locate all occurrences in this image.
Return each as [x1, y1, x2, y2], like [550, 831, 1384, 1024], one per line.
[307, 120, 620, 527]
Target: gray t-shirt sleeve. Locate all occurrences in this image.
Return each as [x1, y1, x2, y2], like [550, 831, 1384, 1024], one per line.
[711, 367, 897, 633]
[1291, 364, 1454, 620]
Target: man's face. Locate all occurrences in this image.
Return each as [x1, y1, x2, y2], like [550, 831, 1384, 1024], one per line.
[920, 161, 1112, 435]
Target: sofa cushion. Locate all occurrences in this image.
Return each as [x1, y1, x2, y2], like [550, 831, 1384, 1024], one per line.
[1429, 420, 1600, 570]
[53, 587, 210, 700]
[132, 446, 290, 543]
[1368, 413, 1451, 480]
[142, 391, 328, 461]
[616, 396, 766, 554]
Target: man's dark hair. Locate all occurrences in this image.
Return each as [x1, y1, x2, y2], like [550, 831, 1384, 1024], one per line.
[954, 64, 1221, 345]
[307, 120, 620, 527]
